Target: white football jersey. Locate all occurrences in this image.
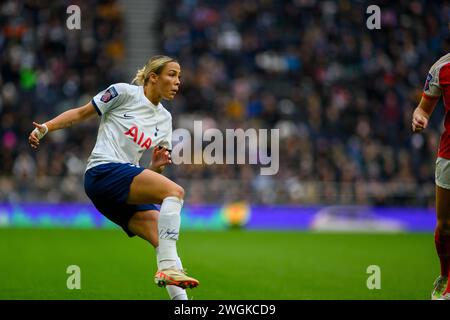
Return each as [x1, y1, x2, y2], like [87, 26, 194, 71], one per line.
[86, 83, 173, 171]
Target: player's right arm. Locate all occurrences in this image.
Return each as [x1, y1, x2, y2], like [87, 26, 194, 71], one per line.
[412, 95, 439, 133]
[28, 102, 97, 149]
[412, 62, 443, 133]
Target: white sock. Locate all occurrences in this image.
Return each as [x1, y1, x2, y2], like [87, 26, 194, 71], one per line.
[157, 196, 182, 270]
[165, 256, 188, 300]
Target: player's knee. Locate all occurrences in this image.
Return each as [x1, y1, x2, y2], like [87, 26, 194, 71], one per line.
[437, 218, 450, 234]
[167, 184, 184, 200]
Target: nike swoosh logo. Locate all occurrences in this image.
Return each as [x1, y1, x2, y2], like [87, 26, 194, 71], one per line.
[122, 113, 134, 119]
[160, 229, 179, 240]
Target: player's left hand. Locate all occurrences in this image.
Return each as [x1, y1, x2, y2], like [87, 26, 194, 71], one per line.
[150, 146, 172, 172]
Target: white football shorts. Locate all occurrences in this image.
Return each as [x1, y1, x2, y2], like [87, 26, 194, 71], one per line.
[435, 157, 450, 190]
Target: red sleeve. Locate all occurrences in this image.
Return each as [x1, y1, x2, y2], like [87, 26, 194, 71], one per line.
[422, 92, 440, 101]
[439, 63, 450, 86]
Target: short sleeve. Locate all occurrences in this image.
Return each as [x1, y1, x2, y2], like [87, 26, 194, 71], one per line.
[423, 65, 442, 98]
[91, 83, 129, 115]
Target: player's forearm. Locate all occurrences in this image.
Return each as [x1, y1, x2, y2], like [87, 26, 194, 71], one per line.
[44, 107, 87, 132]
[413, 106, 431, 120]
[415, 95, 438, 119]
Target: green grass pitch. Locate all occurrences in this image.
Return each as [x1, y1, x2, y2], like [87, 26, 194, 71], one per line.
[0, 228, 438, 300]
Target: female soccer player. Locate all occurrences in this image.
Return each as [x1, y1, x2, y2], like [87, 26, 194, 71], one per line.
[28, 55, 199, 300]
[412, 52, 450, 300]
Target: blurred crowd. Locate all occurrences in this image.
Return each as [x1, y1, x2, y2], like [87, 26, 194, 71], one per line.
[1, 0, 450, 206]
[0, 0, 124, 202]
[159, 0, 450, 206]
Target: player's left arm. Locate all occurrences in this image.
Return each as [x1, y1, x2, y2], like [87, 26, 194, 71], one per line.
[150, 116, 173, 173]
[149, 146, 172, 174]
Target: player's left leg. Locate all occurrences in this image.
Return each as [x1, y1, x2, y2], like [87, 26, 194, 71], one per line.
[127, 169, 199, 290]
[127, 210, 189, 300]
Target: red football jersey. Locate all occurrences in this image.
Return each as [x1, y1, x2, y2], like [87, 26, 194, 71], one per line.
[423, 53, 450, 159]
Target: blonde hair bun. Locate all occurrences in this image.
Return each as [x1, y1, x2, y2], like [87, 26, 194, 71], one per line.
[132, 55, 177, 85]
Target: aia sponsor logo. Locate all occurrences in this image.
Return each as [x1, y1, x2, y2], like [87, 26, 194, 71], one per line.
[124, 125, 152, 149]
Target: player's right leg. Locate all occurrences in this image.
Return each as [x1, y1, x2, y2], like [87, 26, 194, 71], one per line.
[433, 184, 450, 299]
[127, 169, 199, 290]
[127, 210, 193, 299]
[432, 157, 450, 300]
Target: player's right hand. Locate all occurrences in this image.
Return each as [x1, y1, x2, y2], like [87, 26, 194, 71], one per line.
[28, 122, 48, 149]
[412, 113, 428, 133]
